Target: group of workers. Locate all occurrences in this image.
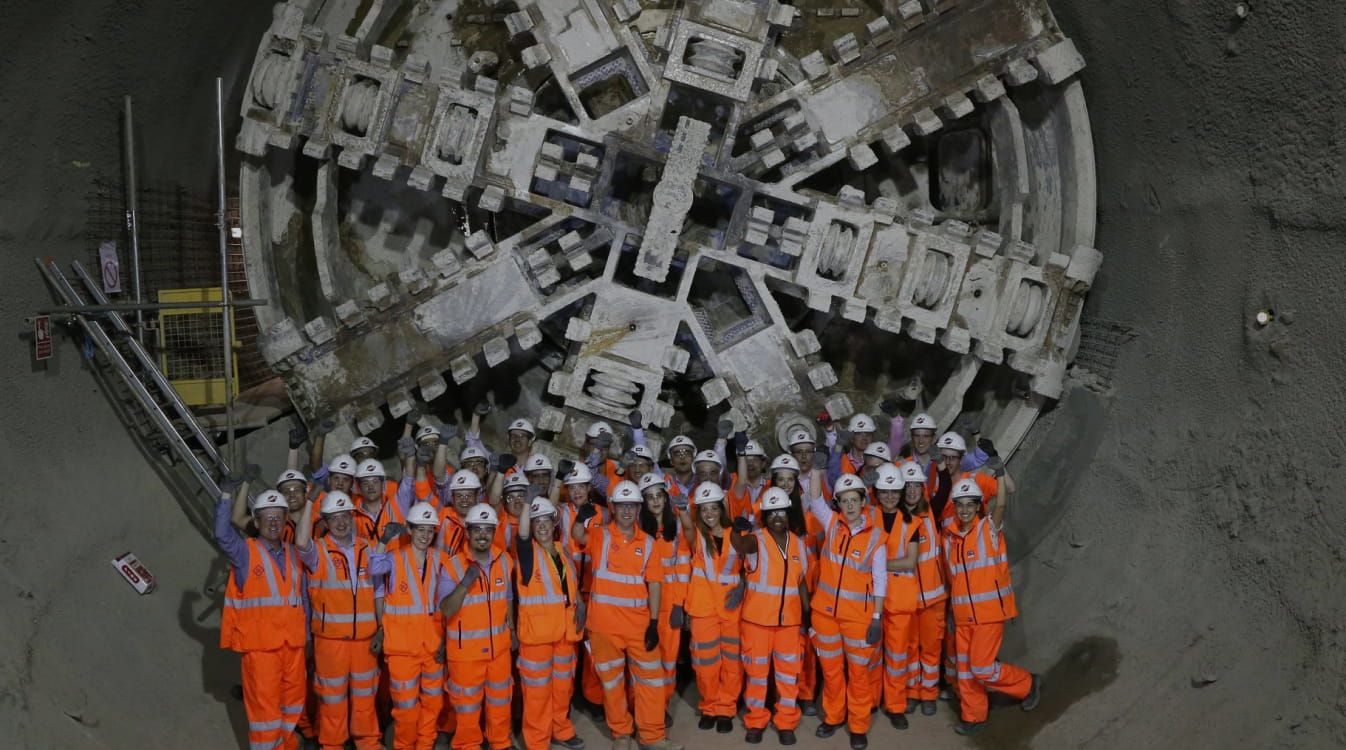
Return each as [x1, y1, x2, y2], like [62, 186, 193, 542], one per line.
[215, 402, 1039, 750]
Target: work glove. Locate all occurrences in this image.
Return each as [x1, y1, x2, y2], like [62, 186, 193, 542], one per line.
[978, 438, 998, 457]
[862, 466, 878, 488]
[576, 503, 598, 524]
[879, 397, 900, 418]
[219, 474, 244, 494]
[496, 454, 517, 473]
[865, 618, 882, 646]
[288, 424, 308, 449]
[406, 404, 424, 425]
[628, 409, 643, 429]
[557, 459, 576, 478]
[732, 516, 753, 534]
[397, 436, 416, 459]
[243, 463, 262, 483]
[434, 644, 446, 665]
[460, 563, 481, 589]
[838, 429, 853, 448]
[417, 444, 434, 465]
[474, 401, 492, 417]
[511, 627, 519, 652]
[438, 423, 458, 443]
[379, 522, 406, 545]
[314, 419, 336, 437]
[574, 601, 587, 632]
[644, 619, 659, 651]
[725, 582, 745, 611]
[733, 431, 748, 453]
[985, 455, 1006, 478]
[815, 411, 833, 428]
[669, 604, 686, 630]
[369, 629, 384, 655]
[956, 414, 980, 435]
[716, 418, 733, 440]
[595, 431, 614, 451]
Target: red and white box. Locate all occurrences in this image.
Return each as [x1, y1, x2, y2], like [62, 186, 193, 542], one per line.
[112, 551, 157, 594]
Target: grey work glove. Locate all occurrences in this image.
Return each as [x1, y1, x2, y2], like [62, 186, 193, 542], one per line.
[725, 581, 745, 611]
[669, 604, 686, 630]
[438, 423, 459, 442]
[313, 419, 336, 437]
[242, 463, 262, 483]
[379, 522, 406, 545]
[628, 409, 643, 429]
[288, 424, 308, 449]
[717, 418, 734, 440]
[865, 618, 882, 646]
[397, 436, 417, 460]
[416, 444, 434, 465]
[985, 455, 1006, 478]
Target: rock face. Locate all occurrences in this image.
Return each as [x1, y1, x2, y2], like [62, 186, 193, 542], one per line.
[1, 0, 1344, 749]
[232, 0, 1099, 461]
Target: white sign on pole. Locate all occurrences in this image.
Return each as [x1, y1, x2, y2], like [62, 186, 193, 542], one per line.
[99, 240, 122, 293]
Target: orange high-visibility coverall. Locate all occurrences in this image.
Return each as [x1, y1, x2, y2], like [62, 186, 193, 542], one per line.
[307, 537, 383, 750]
[741, 529, 809, 731]
[222, 538, 308, 750]
[810, 504, 884, 734]
[441, 547, 515, 750]
[879, 513, 923, 712]
[585, 525, 668, 746]
[685, 527, 743, 719]
[383, 546, 448, 750]
[652, 523, 690, 703]
[904, 510, 947, 703]
[435, 508, 467, 737]
[559, 502, 610, 707]
[515, 536, 583, 750]
[943, 515, 1031, 723]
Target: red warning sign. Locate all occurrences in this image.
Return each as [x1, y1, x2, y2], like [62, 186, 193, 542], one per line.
[34, 315, 52, 361]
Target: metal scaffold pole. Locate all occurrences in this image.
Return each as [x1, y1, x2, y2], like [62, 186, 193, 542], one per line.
[122, 95, 144, 342]
[215, 77, 236, 468]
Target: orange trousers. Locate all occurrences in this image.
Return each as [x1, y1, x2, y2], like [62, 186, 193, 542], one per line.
[811, 614, 877, 734]
[880, 611, 916, 713]
[909, 603, 945, 701]
[657, 607, 681, 704]
[741, 621, 802, 731]
[313, 636, 381, 750]
[798, 634, 817, 701]
[386, 652, 445, 750]
[447, 651, 514, 750]
[241, 646, 306, 750]
[519, 641, 580, 750]
[689, 611, 742, 717]
[952, 622, 1032, 723]
[590, 631, 668, 745]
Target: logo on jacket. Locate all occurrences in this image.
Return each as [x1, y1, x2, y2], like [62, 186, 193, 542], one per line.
[399, 582, 409, 593]
[495, 578, 504, 586]
[851, 550, 862, 559]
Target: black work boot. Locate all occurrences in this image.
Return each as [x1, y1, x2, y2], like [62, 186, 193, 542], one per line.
[848, 731, 868, 750]
[1022, 674, 1042, 712]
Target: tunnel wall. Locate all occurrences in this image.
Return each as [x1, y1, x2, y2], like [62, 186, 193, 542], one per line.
[1, 0, 1343, 748]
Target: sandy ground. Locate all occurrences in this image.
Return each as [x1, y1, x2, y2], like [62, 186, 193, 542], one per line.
[2, 0, 1345, 748]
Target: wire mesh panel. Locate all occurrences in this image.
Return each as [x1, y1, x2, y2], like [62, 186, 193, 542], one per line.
[158, 287, 239, 407]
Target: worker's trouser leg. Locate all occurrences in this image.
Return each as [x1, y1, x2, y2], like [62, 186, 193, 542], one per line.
[519, 641, 580, 750]
[590, 631, 668, 746]
[241, 646, 305, 750]
[910, 602, 945, 701]
[881, 611, 916, 713]
[437, 687, 457, 736]
[387, 652, 445, 750]
[581, 645, 605, 705]
[741, 622, 802, 731]
[448, 652, 514, 750]
[657, 607, 680, 704]
[313, 637, 380, 750]
[689, 611, 742, 717]
[952, 623, 1033, 723]
[797, 633, 817, 702]
[811, 614, 876, 734]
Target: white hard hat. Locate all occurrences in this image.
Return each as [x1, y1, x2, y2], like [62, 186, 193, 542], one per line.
[863, 442, 892, 461]
[406, 502, 440, 527]
[769, 454, 800, 474]
[874, 463, 904, 490]
[909, 413, 937, 433]
[628, 444, 655, 461]
[586, 421, 614, 439]
[936, 432, 967, 453]
[563, 463, 593, 485]
[741, 440, 767, 458]
[667, 435, 696, 455]
[900, 460, 927, 484]
[694, 449, 722, 467]
[355, 458, 385, 479]
[350, 436, 377, 453]
[693, 482, 726, 505]
[415, 425, 439, 444]
[508, 418, 536, 436]
[503, 473, 530, 492]
[328, 454, 356, 476]
[320, 490, 355, 515]
[952, 477, 983, 500]
[524, 454, 553, 473]
[638, 472, 668, 494]
[465, 503, 499, 527]
[848, 413, 876, 433]
[276, 469, 307, 488]
[759, 486, 792, 512]
[459, 445, 488, 463]
[449, 470, 482, 492]
[833, 474, 867, 498]
[252, 490, 288, 515]
[609, 480, 642, 503]
[529, 498, 557, 518]
[787, 427, 815, 447]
